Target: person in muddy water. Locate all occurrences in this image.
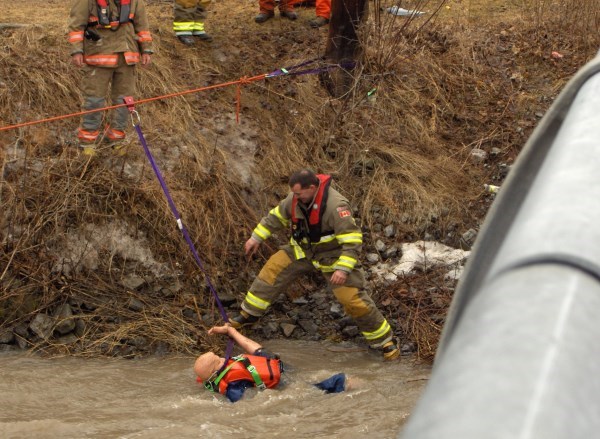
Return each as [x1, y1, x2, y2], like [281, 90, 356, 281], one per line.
[229, 169, 400, 361]
[195, 324, 354, 402]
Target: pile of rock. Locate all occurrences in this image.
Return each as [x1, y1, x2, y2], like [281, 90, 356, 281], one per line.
[1, 303, 82, 352]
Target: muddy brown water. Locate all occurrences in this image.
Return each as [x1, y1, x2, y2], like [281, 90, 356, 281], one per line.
[0, 340, 430, 438]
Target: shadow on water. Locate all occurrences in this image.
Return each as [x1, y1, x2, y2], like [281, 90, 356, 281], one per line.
[0, 340, 430, 438]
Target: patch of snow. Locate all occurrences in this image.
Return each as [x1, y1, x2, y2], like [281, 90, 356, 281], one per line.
[51, 222, 170, 277]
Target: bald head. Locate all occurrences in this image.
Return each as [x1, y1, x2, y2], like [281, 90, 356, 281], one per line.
[194, 352, 225, 381]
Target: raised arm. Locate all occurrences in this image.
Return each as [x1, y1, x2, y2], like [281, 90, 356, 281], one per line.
[208, 325, 262, 354]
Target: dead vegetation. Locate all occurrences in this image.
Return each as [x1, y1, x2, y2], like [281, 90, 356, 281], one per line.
[1, 0, 599, 360]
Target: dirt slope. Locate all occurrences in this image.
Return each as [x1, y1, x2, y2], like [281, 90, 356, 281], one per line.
[0, 0, 598, 359]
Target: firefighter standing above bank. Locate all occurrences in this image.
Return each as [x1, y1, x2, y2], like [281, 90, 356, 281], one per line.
[307, 0, 330, 28]
[254, 0, 298, 23]
[68, 0, 153, 155]
[173, 0, 212, 46]
[230, 169, 400, 361]
[289, 0, 331, 28]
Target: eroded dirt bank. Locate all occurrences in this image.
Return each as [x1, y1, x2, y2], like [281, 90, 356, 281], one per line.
[1, 0, 598, 360]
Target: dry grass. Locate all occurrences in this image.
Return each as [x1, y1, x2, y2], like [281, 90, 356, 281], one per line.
[1, 0, 599, 358]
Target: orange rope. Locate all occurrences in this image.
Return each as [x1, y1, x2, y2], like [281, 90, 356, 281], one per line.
[235, 76, 252, 124]
[0, 72, 268, 133]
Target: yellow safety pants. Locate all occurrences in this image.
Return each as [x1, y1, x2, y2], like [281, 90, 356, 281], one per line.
[240, 245, 393, 348]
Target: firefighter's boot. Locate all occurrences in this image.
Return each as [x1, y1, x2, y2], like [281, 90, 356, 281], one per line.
[382, 339, 400, 361]
[229, 310, 259, 328]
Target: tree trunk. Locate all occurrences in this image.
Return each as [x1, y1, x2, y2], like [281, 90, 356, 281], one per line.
[320, 0, 368, 98]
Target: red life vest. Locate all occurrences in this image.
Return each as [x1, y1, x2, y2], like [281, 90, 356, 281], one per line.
[291, 174, 333, 243]
[95, 0, 132, 29]
[213, 354, 282, 395]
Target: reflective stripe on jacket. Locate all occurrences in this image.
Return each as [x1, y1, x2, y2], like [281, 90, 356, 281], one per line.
[251, 176, 363, 273]
[67, 0, 153, 65]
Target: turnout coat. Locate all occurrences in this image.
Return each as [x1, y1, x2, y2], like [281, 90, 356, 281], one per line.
[68, 0, 153, 67]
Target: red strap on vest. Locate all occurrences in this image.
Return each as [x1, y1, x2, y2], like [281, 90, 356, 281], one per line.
[309, 174, 330, 225]
[291, 174, 331, 225]
[95, 0, 131, 26]
[96, 0, 129, 6]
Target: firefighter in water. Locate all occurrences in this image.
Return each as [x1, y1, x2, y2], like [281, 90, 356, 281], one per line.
[229, 169, 400, 361]
[68, 0, 153, 155]
[173, 0, 212, 46]
[195, 324, 351, 402]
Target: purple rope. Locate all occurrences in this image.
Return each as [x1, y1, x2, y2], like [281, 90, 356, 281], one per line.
[132, 123, 229, 321]
[266, 57, 321, 78]
[131, 120, 235, 365]
[266, 59, 358, 78]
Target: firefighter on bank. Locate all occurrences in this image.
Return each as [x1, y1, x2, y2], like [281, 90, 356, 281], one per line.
[289, 0, 330, 28]
[230, 169, 401, 361]
[68, 0, 153, 155]
[173, 0, 213, 46]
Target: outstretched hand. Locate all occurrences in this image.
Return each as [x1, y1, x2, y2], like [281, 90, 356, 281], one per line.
[208, 323, 262, 354]
[208, 324, 231, 336]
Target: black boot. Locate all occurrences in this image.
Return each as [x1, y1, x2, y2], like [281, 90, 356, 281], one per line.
[309, 16, 329, 28]
[255, 12, 274, 23]
[280, 10, 298, 20]
[194, 32, 213, 42]
[382, 338, 400, 361]
[229, 310, 259, 328]
[177, 35, 195, 46]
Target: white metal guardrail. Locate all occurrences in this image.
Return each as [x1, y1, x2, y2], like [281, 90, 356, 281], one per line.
[401, 50, 600, 439]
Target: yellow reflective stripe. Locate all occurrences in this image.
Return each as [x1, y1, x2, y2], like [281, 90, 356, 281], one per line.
[173, 21, 195, 32]
[289, 238, 306, 259]
[253, 224, 271, 240]
[336, 232, 363, 244]
[245, 291, 271, 310]
[362, 320, 391, 340]
[312, 260, 336, 272]
[314, 234, 336, 245]
[269, 206, 290, 227]
[335, 255, 357, 270]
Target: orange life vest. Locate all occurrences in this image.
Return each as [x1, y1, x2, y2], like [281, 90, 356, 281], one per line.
[291, 174, 333, 244]
[208, 355, 282, 395]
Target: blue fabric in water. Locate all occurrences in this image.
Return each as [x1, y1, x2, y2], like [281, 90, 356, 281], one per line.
[314, 373, 346, 394]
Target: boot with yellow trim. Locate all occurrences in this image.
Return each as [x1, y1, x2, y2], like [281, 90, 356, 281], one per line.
[77, 128, 99, 157]
[102, 126, 128, 156]
[229, 310, 259, 329]
[77, 140, 97, 157]
[382, 338, 400, 361]
[81, 146, 97, 157]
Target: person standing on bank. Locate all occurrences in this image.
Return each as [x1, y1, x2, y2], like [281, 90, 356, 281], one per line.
[68, 0, 153, 155]
[255, 0, 298, 23]
[173, 0, 212, 45]
[229, 169, 400, 361]
[308, 0, 330, 28]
